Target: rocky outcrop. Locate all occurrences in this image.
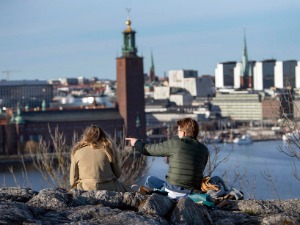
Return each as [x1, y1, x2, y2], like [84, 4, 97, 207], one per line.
[0, 187, 299, 225]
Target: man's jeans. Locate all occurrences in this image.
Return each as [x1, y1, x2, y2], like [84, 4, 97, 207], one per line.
[145, 176, 165, 189]
[144, 176, 193, 198]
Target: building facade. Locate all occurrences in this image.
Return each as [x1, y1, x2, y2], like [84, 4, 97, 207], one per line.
[274, 60, 298, 88]
[0, 108, 124, 155]
[211, 91, 263, 122]
[168, 69, 198, 88]
[169, 93, 193, 106]
[154, 86, 170, 100]
[261, 98, 280, 122]
[166, 69, 214, 99]
[253, 60, 276, 90]
[215, 62, 236, 88]
[0, 80, 52, 110]
[216, 59, 299, 91]
[184, 76, 214, 97]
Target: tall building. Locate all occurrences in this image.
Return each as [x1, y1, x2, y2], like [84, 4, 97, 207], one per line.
[253, 59, 276, 90]
[214, 31, 299, 91]
[274, 60, 297, 88]
[215, 62, 236, 88]
[116, 16, 146, 139]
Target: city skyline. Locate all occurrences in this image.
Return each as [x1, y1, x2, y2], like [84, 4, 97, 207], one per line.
[0, 0, 299, 81]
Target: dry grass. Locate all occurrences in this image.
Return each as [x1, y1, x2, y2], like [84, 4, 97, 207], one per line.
[30, 126, 73, 189]
[29, 125, 149, 189]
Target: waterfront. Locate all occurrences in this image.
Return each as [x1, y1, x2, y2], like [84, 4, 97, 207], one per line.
[0, 140, 299, 200]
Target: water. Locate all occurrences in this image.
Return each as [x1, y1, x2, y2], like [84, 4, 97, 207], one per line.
[138, 140, 300, 200]
[0, 163, 51, 191]
[1, 140, 299, 200]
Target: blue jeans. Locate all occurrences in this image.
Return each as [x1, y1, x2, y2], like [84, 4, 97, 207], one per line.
[144, 176, 165, 189]
[144, 176, 193, 194]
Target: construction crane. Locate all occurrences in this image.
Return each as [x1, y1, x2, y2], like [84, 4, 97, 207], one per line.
[1, 70, 20, 80]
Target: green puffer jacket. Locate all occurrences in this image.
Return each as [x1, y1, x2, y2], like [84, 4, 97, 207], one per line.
[134, 136, 209, 190]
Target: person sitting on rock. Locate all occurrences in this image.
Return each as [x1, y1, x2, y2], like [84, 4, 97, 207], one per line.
[126, 117, 209, 198]
[70, 125, 131, 192]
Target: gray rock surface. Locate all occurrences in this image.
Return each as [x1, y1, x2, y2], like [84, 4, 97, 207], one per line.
[0, 187, 299, 225]
[171, 197, 213, 225]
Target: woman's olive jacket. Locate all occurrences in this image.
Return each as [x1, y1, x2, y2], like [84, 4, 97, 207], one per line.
[135, 136, 209, 190]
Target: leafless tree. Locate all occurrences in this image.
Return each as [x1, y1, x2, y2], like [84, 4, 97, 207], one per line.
[205, 143, 231, 177]
[275, 88, 300, 180]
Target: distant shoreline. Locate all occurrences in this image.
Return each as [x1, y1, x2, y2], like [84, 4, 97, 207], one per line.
[0, 138, 281, 165]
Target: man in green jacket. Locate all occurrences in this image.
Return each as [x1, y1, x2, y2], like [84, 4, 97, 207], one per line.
[126, 117, 209, 198]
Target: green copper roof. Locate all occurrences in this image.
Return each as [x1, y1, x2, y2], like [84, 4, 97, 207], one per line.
[122, 17, 138, 57]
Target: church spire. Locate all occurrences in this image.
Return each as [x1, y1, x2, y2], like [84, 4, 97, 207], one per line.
[241, 28, 249, 77]
[240, 28, 252, 89]
[149, 50, 155, 82]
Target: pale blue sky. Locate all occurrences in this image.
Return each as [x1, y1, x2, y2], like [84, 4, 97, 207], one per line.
[0, 0, 299, 81]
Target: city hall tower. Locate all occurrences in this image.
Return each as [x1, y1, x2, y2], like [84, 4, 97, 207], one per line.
[116, 16, 146, 139]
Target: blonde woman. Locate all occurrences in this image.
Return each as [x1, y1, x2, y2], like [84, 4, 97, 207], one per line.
[70, 125, 131, 192]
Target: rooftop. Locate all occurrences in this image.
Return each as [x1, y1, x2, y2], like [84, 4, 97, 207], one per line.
[19, 108, 122, 122]
[0, 80, 49, 86]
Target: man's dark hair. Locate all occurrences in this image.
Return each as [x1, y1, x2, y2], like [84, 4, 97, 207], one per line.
[177, 117, 199, 139]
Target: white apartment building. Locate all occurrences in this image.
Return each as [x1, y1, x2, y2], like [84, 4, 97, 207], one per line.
[253, 62, 263, 90]
[253, 60, 276, 90]
[168, 69, 198, 88]
[153, 86, 170, 100]
[153, 85, 193, 106]
[215, 64, 224, 88]
[184, 76, 215, 97]
[168, 69, 214, 97]
[234, 62, 242, 89]
[215, 62, 236, 88]
[152, 69, 214, 106]
[274, 60, 297, 88]
[169, 93, 193, 106]
[216, 59, 299, 90]
[297, 61, 300, 88]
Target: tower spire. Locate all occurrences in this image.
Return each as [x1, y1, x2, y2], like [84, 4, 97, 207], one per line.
[241, 28, 249, 77]
[125, 8, 132, 32]
[240, 28, 252, 89]
[149, 50, 155, 82]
